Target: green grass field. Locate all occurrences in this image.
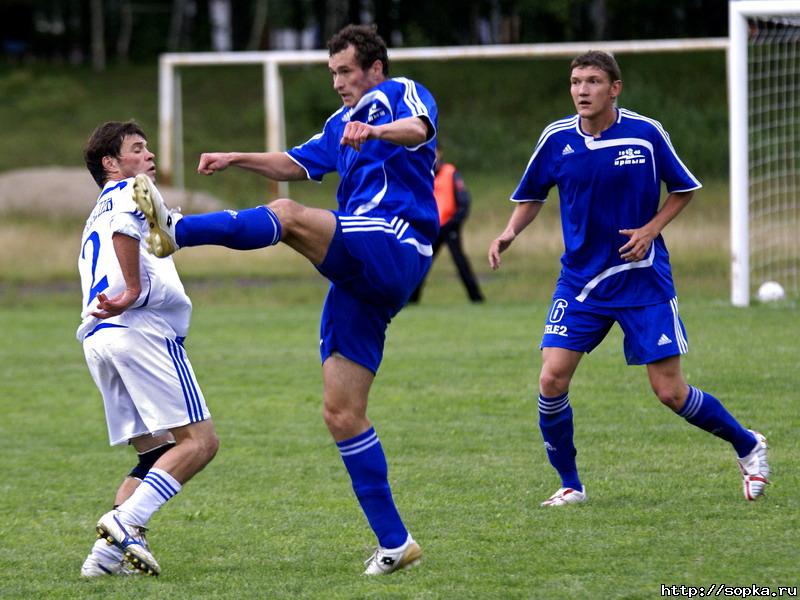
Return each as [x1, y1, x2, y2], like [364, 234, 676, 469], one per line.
[0, 278, 797, 599]
[1, 51, 797, 598]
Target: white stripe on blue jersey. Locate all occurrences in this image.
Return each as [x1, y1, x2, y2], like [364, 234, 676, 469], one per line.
[619, 108, 702, 191]
[353, 165, 388, 215]
[394, 77, 428, 117]
[346, 90, 394, 121]
[339, 215, 433, 257]
[513, 116, 578, 201]
[584, 135, 657, 182]
[575, 245, 656, 303]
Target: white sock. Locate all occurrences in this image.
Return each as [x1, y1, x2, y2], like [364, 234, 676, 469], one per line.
[91, 537, 123, 562]
[116, 468, 182, 527]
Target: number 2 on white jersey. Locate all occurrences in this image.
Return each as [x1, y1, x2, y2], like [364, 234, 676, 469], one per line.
[81, 231, 109, 305]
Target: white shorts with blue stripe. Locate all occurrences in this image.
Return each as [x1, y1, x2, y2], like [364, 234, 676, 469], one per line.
[83, 325, 210, 446]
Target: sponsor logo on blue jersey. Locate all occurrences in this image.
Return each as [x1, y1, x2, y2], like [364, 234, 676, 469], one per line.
[614, 147, 646, 167]
[367, 102, 386, 123]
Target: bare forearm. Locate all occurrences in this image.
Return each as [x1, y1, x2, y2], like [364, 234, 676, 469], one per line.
[488, 201, 544, 270]
[618, 191, 694, 262]
[113, 233, 141, 296]
[505, 201, 544, 237]
[228, 152, 307, 181]
[198, 150, 307, 180]
[372, 116, 430, 147]
[649, 190, 694, 235]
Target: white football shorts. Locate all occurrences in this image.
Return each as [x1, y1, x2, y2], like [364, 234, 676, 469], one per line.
[83, 325, 211, 446]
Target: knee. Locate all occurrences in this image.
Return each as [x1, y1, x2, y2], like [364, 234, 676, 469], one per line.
[204, 431, 220, 461]
[652, 382, 688, 411]
[539, 369, 571, 397]
[189, 429, 220, 464]
[322, 402, 367, 440]
[322, 403, 353, 436]
[267, 198, 297, 228]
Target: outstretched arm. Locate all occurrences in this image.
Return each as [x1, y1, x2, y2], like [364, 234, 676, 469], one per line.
[618, 190, 694, 262]
[488, 201, 544, 270]
[340, 116, 430, 152]
[197, 151, 307, 181]
[91, 233, 141, 319]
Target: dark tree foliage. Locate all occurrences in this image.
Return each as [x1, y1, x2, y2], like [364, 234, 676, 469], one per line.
[1, 0, 729, 67]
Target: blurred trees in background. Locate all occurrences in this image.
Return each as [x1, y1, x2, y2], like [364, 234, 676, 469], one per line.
[1, 0, 728, 69]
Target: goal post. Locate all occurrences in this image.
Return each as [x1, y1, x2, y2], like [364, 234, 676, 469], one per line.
[729, 0, 800, 306]
[158, 38, 727, 198]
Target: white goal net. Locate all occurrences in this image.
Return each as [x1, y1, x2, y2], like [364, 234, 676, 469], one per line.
[730, 1, 800, 305]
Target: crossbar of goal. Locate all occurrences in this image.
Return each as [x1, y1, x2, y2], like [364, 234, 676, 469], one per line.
[729, 0, 800, 306]
[159, 37, 727, 198]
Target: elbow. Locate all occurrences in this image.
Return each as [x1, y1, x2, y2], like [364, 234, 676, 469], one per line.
[416, 119, 432, 144]
[406, 116, 431, 146]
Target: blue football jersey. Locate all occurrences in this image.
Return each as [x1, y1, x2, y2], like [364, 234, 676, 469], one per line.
[286, 77, 439, 243]
[512, 108, 702, 307]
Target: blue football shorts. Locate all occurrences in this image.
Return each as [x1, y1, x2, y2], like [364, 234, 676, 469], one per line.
[540, 294, 689, 365]
[316, 212, 433, 373]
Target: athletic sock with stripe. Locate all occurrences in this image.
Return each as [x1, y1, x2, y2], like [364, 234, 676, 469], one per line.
[337, 427, 408, 549]
[539, 392, 583, 492]
[678, 385, 757, 458]
[176, 206, 282, 250]
[115, 468, 182, 527]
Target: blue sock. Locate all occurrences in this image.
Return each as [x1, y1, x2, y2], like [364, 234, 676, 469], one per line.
[337, 427, 408, 549]
[538, 393, 582, 491]
[678, 386, 757, 458]
[175, 206, 281, 250]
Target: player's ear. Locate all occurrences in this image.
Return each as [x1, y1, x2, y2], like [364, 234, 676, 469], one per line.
[611, 79, 623, 98]
[369, 59, 383, 77]
[102, 155, 118, 177]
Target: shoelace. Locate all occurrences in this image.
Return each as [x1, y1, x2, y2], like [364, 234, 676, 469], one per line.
[364, 549, 380, 567]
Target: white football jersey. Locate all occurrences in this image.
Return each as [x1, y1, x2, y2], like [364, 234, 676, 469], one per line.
[77, 178, 192, 341]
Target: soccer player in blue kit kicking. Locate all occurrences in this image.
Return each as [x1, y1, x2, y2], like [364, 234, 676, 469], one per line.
[488, 51, 770, 506]
[132, 24, 436, 574]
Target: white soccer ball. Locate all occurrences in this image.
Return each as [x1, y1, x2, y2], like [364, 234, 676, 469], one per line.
[757, 281, 785, 303]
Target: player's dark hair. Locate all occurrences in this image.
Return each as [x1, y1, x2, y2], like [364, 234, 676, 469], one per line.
[570, 51, 622, 83]
[84, 120, 147, 188]
[327, 24, 389, 76]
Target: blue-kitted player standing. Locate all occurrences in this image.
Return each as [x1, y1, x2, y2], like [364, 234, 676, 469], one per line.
[489, 51, 769, 505]
[133, 24, 435, 574]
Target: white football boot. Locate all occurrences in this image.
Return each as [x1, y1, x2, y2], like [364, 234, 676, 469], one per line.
[80, 538, 127, 577]
[96, 510, 160, 576]
[540, 486, 587, 507]
[737, 430, 770, 501]
[132, 173, 181, 258]
[81, 531, 149, 576]
[363, 534, 422, 575]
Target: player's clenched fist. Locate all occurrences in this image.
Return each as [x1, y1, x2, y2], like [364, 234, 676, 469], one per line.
[197, 152, 232, 175]
[340, 121, 376, 152]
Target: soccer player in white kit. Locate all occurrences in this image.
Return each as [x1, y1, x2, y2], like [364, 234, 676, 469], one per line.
[78, 121, 219, 576]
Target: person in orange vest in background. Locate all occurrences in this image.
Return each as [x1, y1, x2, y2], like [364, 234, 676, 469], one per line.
[409, 146, 485, 303]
